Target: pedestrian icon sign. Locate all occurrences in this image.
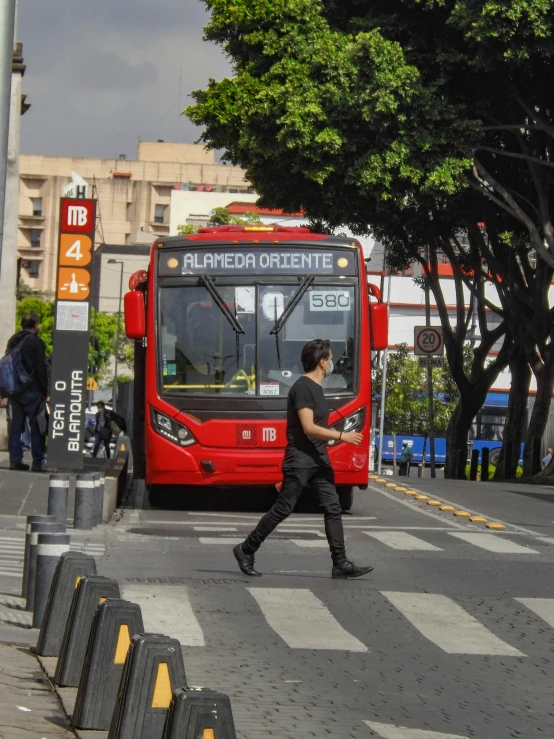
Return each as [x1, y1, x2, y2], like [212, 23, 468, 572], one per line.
[57, 267, 90, 300]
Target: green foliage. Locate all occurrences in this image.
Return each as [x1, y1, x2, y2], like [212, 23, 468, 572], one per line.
[373, 343, 472, 434]
[15, 295, 128, 381]
[208, 207, 262, 225]
[464, 463, 522, 481]
[177, 224, 198, 234]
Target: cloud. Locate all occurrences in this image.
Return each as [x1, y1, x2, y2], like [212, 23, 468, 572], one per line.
[18, 0, 230, 157]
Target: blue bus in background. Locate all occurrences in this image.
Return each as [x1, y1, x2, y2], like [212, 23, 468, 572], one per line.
[375, 392, 526, 467]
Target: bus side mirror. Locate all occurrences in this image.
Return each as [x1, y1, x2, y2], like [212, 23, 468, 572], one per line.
[124, 291, 146, 340]
[370, 302, 388, 351]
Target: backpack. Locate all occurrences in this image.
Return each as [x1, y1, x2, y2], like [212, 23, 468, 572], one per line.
[0, 334, 33, 397]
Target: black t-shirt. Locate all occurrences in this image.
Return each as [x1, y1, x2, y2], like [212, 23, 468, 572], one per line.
[283, 376, 330, 468]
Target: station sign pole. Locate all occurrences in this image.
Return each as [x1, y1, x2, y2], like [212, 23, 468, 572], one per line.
[47, 198, 96, 470]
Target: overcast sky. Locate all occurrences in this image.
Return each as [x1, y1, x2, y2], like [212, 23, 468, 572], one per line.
[18, 0, 230, 159]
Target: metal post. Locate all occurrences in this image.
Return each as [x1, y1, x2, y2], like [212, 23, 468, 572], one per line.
[74, 473, 96, 530]
[32, 533, 71, 628]
[377, 273, 392, 475]
[469, 449, 479, 481]
[392, 432, 397, 476]
[22, 514, 53, 598]
[88, 307, 97, 409]
[424, 249, 436, 478]
[108, 259, 124, 412]
[481, 447, 490, 482]
[0, 0, 16, 273]
[26, 521, 65, 612]
[456, 449, 466, 480]
[47, 473, 70, 526]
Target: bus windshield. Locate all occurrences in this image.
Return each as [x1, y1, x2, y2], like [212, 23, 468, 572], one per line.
[159, 283, 357, 397]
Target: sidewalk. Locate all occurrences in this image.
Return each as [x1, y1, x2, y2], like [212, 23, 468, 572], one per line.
[379, 475, 554, 539]
[0, 642, 74, 738]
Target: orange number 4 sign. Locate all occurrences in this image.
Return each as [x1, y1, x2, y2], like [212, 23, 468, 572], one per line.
[59, 234, 92, 267]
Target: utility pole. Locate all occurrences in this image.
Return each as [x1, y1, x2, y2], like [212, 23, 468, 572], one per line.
[377, 272, 392, 475]
[0, 0, 17, 274]
[425, 247, 436, 478]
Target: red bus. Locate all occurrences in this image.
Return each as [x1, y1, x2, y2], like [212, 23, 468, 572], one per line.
[124, 226, 388, 509]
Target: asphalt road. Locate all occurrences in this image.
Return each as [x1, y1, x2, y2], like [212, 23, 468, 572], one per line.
[2, 474, 554, 738]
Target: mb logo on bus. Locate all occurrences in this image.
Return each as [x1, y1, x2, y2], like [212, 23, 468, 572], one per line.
[262, 428, 277, 442]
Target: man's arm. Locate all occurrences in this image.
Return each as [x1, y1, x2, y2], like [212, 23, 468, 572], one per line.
[298, 408, 363, 446]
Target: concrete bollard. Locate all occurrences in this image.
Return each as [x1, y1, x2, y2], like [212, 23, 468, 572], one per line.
[47, 474, 70, 526]
[162, 688, 237, 739]
[94, 475, 105, 525]
[22, 514, 54, 599]
[456, 450, 466, 480]
[26, 521, 66, 612]
[75, 474, 97, 530]
[32, 533, 71, 629]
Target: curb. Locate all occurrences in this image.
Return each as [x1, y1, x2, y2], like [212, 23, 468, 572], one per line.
[367, 474, 506, 530]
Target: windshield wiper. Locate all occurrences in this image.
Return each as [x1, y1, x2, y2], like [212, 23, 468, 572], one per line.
[200, 276, 245, 334]
[270, 276, 315, 335]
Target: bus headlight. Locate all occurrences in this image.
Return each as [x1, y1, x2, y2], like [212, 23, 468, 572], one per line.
[151, 408, 197, 447]
[328, 407, 366, 446]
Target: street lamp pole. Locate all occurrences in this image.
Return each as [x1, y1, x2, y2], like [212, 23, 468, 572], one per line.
[108, 259, 124, 412]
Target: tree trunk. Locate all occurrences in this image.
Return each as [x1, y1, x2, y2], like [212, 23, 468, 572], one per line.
[524, 356, 554, 477]
[494, 352, 531, 480]
[445, 387, 490, 478]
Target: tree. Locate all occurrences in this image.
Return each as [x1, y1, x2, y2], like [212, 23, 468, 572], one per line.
[374, 342, 473, 436]
[177, 207, 262, 235]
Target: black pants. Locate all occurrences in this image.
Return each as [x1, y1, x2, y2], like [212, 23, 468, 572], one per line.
[8, 389, 46, 467]
[243, 464, 346, 564]
[92, 431, 111, 458]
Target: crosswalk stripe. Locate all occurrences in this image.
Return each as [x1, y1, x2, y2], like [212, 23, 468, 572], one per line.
[382, 592, 524, 656]
[363, 532, 442, 551]
[193, 526, 238, 532]
[121, 584, 205, 647]
[363, 721, 468, 738]
[199, 537, 244, 545]
[448, 533, 538, 554]
[516, 598, 554, 627]
[0, 571, 21, 577]
[279, 529, 324, 536]
[292, 540, 328, 548]
[248, 588, 368, 652]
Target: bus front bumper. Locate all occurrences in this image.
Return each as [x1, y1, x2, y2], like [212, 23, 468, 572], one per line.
[145, 431, 369, 488]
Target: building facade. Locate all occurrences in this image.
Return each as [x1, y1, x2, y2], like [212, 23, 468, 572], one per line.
[17, 141, 252, 294]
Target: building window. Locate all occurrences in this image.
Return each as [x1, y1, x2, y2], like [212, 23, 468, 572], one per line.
[154, 204, 165, 224]
[32, 198, 42, 216]
[29, 260, 40, 278]
[31, 229, 41, 247]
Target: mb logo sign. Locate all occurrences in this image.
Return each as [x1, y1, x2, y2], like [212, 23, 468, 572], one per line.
[262, 427, 277, 442]
[67, 206, 89, 227]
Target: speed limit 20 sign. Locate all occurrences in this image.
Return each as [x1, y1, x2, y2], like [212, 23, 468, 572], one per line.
[414, 326, 444, 355]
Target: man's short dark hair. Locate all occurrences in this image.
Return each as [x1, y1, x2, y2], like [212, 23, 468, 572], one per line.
[21, 313, 39, 330]
[97, 401, 105, 409]
[301, 339, 331, 372]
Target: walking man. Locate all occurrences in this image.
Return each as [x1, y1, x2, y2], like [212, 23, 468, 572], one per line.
[92, 401, 112, 458]
[5, 314, 49, 472]
[233, 339, 373, 579]
[398, 441, 414, 476]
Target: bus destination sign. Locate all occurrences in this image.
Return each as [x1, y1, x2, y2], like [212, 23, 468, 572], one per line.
[158, 248, 356, 277]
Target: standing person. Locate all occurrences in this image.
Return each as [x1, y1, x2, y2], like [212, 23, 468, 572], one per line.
[92, 401, 112, 458]
[5, 314, 49, 472]
[542, 447, 553, 470]
[398, 441, 414, 476]
[233, 339, 373, 579]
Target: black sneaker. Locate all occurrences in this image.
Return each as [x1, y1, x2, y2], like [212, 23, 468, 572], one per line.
[9, 462, 30, 471]
[332, 559, 374, 579]
[233, 544, 262, 577]
[31, 465, 48, 473]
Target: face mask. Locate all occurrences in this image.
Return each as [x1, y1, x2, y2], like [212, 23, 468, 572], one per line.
[325, 359, 334, 377]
